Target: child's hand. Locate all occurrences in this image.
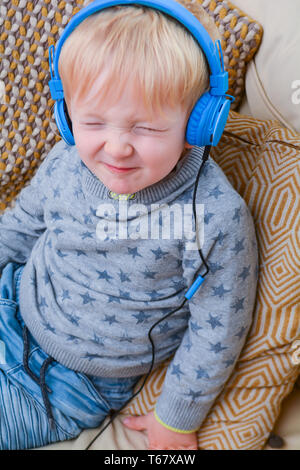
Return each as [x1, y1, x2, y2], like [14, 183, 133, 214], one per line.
[123, 411, 198, 450]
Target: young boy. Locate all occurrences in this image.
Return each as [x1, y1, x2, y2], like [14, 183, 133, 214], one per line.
[0, 0, 258, 450]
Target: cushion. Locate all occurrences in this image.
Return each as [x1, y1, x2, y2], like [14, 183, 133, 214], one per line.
[232, 0, 300, 134]
[194, 0, 263, 109]
[0, 0, 262, 211]
[120, 111, 300, 450]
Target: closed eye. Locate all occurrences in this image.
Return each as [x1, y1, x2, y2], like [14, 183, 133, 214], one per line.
[136, 127, 165, 132]
[85, 122, 104, 126]
[81, 123, 166, 132]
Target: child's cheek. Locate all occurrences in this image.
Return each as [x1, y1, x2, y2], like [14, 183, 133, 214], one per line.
[80, 130, 102, 156]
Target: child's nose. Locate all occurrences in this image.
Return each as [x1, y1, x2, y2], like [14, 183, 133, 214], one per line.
[104, 131, 133, 158]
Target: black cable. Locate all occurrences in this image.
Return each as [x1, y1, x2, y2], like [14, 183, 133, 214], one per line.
[85, 145, 211, 450]
[192, 145, 211, 278]
[85, 297, 188, 450]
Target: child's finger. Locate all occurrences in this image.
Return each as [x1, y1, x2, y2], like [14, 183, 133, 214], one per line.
[123, 415, 148, 431]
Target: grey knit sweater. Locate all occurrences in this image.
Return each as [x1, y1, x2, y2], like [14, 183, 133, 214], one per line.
[0, 140, 258, 431]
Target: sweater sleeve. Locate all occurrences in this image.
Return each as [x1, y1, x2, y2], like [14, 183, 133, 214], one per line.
[0, 143, 61, 274]
[154, 196, 259, 432]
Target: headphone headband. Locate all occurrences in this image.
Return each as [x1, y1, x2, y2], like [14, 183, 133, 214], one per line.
[49, 0, 232, 146]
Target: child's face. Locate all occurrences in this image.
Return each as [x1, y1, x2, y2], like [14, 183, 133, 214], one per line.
[69, 77, 190, 195]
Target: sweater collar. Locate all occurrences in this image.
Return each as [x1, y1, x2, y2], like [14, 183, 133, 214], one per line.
[81, 146, 205, 204]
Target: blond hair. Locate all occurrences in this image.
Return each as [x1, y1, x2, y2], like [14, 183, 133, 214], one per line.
[58, 0, 220, 118]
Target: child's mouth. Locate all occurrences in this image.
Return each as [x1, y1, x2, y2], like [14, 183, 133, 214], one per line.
[103, 163, 137, 173]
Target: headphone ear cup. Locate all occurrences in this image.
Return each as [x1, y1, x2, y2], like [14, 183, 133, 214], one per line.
[186, 93, 230, 147]
[210, 97, 231, 146]
[54, 100, 75, 146]
[186, 92, 211, 147]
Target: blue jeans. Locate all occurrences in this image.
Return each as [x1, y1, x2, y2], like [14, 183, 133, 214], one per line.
[0, 262, 141, 450]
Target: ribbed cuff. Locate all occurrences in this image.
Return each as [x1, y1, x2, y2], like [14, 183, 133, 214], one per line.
[154, 409, 198, 434]
[155, 387, 210, 432]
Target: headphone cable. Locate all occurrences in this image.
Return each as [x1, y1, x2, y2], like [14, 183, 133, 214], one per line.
[85, 145, 211, 450]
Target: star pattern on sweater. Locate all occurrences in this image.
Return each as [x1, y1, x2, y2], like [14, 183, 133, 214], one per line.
[196, 366, 209, 379]
[185, 389, 203, 400]
[238, 265, 251, 281]
[104, 314, 119, 325]
[231, 238, 245, 255]
[233, 206, 242, 223]
[80, 291, 96, 304]
[53, 186, 61, 198]
[0, 142, 258, 432]
[141, 268, 157, 279]
[96, 270, 113, 282]
[50, 211, 63, 222]
[208, 185, 224, 200]
[209, 341, 228, 354]
[128, 247, 142, 259]
[171, 364, 185, 381]
[208, 262, 224, 275]
[206, 313, 223, 329]
[63, 311, 81, 326]
[212, 283, 231, 298]
[132, 311, 151, 324]
[231, 296, 245, 313]
[119, 269, 132, 282]
[151, 247, 169, 260]
[204, 211, 215, 224]
[212, 230, 228, 246]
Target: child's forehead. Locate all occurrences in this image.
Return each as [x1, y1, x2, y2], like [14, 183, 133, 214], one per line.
[73, 74, 144, 108]
[70, 75, 184, 123]
[73, 98, 182, 125]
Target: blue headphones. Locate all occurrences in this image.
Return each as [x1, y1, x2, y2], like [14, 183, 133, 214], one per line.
[48, 0, 233, 147]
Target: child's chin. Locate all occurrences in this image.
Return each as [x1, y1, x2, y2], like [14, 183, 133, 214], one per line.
[91, 173, 137, 195]
[106, 182, 140, 195]
[106, 177, 149, 195]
